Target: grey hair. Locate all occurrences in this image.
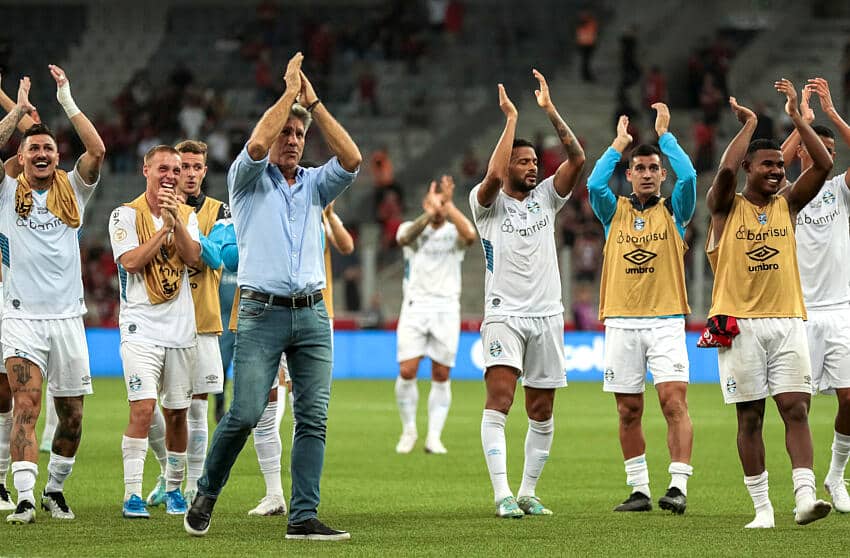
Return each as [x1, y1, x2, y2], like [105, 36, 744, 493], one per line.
[291, 103, 312, 131]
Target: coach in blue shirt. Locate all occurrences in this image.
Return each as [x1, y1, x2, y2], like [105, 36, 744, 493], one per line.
[186, 52, 360, 541]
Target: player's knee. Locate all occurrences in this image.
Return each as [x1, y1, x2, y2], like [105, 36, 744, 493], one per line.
[58, 406, 83, 434]
[399, 361, 419, 380]
[836, 389, 850, 411]
[431, 364, 451, 382]
[660, 397, 689, 423]
[780, 401, 809, 424]
[737, 410, 763, 435]
[616, 399, 643, 424]
[129, 404, 154, 428]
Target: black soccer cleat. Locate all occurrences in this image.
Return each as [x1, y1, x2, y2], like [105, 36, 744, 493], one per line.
[184, 493, 216, 537]
[285, 517, 351, 541]
[659, 487, 687, 515]
[614, 491, 652, 512]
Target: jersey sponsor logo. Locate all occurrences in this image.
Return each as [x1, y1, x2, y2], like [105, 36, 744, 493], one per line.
[616, 230, 667, 244]
[16, 216, 63, 231]
[725, 376, 737, 394]
[735, 225, 787, 242]
[500, 215, 550, 237]
[797, 206, 840, 227]
[633, 217, 645, 231]
[623, 248, 657, 274]
[128, 374, 142, 392]
[489, 340, 503, 358]
[745, 245, 780, 272]
[113, 228, 128, 242]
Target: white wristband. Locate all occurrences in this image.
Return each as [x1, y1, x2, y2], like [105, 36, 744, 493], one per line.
[56, 82, 80, 119]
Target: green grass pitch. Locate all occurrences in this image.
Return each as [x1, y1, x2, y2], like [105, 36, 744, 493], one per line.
[2, 379, 847, 557]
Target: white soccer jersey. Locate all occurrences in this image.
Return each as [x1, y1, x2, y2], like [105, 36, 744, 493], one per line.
[795, 173, 850, 309]
[397, 221, 465, 312]
[109, 205, 200, 348]
[0, 168, 96, 319]
[469, 176, 568, 317]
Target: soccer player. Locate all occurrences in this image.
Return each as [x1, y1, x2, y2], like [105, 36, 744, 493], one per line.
[145, 140, 230, 507]
[185, 53, 360, 540]
[782, 77, 850, 513]
[471, 70, 585, 518]
[587, 104, 696, 514]
[394, 174, 476, 454]
[705, 80, 833, 528]
[110, 145, 201, 519]
[0, 67, 105, 525]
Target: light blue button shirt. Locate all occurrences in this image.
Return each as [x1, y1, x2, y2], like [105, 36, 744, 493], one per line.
[227, 145, 357, 296]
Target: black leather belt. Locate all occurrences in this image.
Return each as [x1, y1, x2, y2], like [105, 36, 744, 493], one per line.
[241, 289, 323, 308]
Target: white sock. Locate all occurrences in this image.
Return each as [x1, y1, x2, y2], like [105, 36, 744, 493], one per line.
[625, 454, 650, 497]
[0, 410, 11, 483]
[165, 451, 187, 492]
[427, 380, 451, 442]
[518, 417, 554, 498]
[147, 405, 168, 476]
[395, 377, 418, 434]
[11, 461, 37, 505]
[42, 395, 58, 448]
[45, 452, 75, 493]
[481, 409, 512, 502]
[668, 462, 693, 495]
[186, 399, 208, 493]
[826, 431, 850, 485]
[253, 401, 283, 498]
[792, 467, 816, 510]
[744, 470, 772, 513]
[122, 435, 147, 500]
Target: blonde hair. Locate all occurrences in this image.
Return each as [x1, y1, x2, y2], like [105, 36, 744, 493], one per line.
[175, 139, 208, 163]
[143, 144, 180, 165]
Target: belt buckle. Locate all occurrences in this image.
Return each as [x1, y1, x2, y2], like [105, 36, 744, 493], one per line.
[304, 293, 314, 307]
[289, 295, 298, 309]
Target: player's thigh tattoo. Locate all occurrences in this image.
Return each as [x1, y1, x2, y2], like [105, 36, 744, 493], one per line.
[11, 360, 36, 387]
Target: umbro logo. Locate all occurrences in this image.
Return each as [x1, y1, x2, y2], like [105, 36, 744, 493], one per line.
[623, 249, 657, 266]
[746, 245, 779, 262]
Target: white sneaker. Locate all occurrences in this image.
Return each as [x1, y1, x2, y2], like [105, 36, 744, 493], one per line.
[248, 494, 287, 516]
[745, 507, 775, 529]
[395, 431, 417, 454]
[824, 479, 850, 513]
[424, 437, 447, 454]
[795, 499, 832, 525]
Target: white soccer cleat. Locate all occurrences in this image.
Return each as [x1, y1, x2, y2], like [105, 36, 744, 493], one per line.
[41, 491, 75, 519]
[395, 431, 417, 454]
[824, 479, 850, 513]
[744, 507, 775, 529]
[0, 484, 16, 511]
[424, 437, 447, 454]
[795, 499, 832, 525]
[6, 500, 36, 524]
[248, 494, 287, 516]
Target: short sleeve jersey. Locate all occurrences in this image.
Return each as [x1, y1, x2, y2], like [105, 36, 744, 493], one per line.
[396, 221, 465, 312]
[109, 205, 200, 348]
[469, 176, 569, 317]
[0, 168, 97, 318]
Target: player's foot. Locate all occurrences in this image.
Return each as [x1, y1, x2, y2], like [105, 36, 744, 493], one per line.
[285, 517, 351, 541]
[248, 494, 287, 516]
[395, 431, 417, 454]
[495, 496, 524, 519]
[424, 436, 447, 454]
[41, 490, 75, 519]
[165, 489, 188, 515]
[122, 494, 150, 519]
[146, 475, 167, 507]
[745, 507, 774, 529]
[0, 484, 15, 511]
[824, 479, 850, 513]
[6, 500, 36, 524]
[614, 491, 652, 512]
[184, 493, 216, 537]
[517, 495, 553, 516]
[795, 499, 832, 525]
[658, 487, 687, 515]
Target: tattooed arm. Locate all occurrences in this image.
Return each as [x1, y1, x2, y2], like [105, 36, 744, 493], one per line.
[0, 77, 35, 182]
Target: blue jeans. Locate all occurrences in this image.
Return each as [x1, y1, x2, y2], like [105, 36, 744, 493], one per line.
[198, 295, 333, 523]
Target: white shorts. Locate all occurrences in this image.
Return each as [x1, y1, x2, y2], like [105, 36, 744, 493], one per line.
[2, 317, 92, 397]
[718, 317, 812, 404]
[272, 353, 290, 389]
[805, 308, 850, 394]
[192, 334, 224, 395]
[603, 319, 689, 394]
[120, 341, 197, 409]
[480, 314, 566, 389]
[397, 309, 461, 367]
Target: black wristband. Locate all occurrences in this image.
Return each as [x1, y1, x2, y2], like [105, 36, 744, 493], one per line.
[306, 99, 321, 112]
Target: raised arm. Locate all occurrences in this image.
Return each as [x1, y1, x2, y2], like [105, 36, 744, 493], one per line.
[397, 181, 440, 247]
[439, 174, 477, 246]
[807, 77, 850, 182]
[532, 69, 585, 197]
[655, 103, 697, 224]
[323, 201, 354, 255]
[586, 115, 630, 227]
[247, 52, 302, 162]
[477, 84, 517, 207]
[707, 97, 756, 217]
[778, 78, 833, 213]
[49, 65, 105, 185]
[0, 77, 35, 181]
[299, 70, 361, 172]
[780, 86, 814, 164]
[0, 74, 37, 132]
